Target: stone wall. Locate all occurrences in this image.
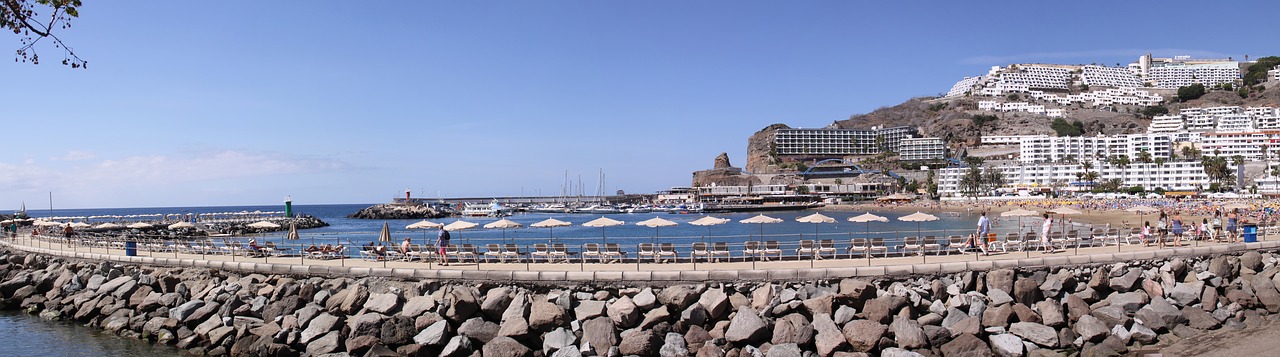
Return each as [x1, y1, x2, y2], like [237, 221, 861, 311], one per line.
[1, 247, 1279, 356]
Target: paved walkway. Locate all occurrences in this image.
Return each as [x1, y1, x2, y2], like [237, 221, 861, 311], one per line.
[4, 234, 1278, 284]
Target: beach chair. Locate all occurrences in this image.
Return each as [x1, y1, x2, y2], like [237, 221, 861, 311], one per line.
[691, 242, 710, 263]
[922, 236, 942, 255]
[848, 238, 869, 258]
[949, 235, 967, 254]
[531, 244, 551, 263]
[603, 244, 625, 263]
[742, 241, 763, 261]
[817, 239, 836, 259]
[483, 244, 503, 262]
[762, 241, 783, 261]
[359, 249, 379, 261]
[502, 244, 522, 263]
[550, 243, 569, 263]
[869, 238, 889, 257]
[421, 244, 436, 262]
[901, 236, 923, 256]
[444, 244, 462, 264]
[795, 240, 817, 260]
[657, 243, 677, 263]
[1021, 232, 1038, 251]
[710, 242, 731, 262]
[1125, 228, 1143, 245]
[638, 243, 658, 263]
[329, 245, 348, 260]
[582, 243, 603, 263]
[404, 244, 424, 261]
[1050, 231, 1068, 250]
[1064, 230, 1080, 249]
[459, 244, 479, 263]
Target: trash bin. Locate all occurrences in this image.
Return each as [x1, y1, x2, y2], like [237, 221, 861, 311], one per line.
[125, 241, 137, 256]
[1243, 224, 1258, 243]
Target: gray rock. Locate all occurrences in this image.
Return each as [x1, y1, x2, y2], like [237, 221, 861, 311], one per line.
[300, 313, 339, 343]
[765, 343, 800, 357]
[483, 336, 533, 357]
[1009, 322, 1057, 347]
[1110, 324, 1131, 345]
[618, 330, 661, 356]
[699, 288, 730, 319]
[1168, 282, 1203, 306]
[987, 269, 1015, 294]
[530, 301, 568, 332]
[1090, 305, 1130, 327]
[659, 332, 689, 357]
[771, 313, 813, 345]
[608, 296, 641, 328]
[752, 284, 776, 311]
[982, 304, 1012, 328]
[169, 300, 205, 322]
[363, 293, 400, 314]
[1182, 306, 1220, 330]
[1073, 315, 1109, 343]
[544, 327, 577, 355]
[923, 325, 953, 348]
[891, 315, 929, 349]
[657, 285, 699, 311]
[582, 317, 618, 353]
[988, 334, 1023, 357]
[440, 335, 474, 357]
[681, 303, 709, 327]
[575, 300, 607, 321]
[812, 314, 847, 357]
[882, 347, 925, 357]
[1241, 251, 1263, 272]
[1109, 268, 1143, 292]
[843, 320, 885, 352]
[481, 286, 514, 320]
[942, 333, 993, 357]
[862, 296, 906, 324]
[1252, 275, 1280, 313]
[633, 288, 658, 310]
[725, 306, 768, 344]
[444, 286, 480, 323]
[639, 305, 671, 329]
[457, 317, 500, 343]
[1128, 323, 1158, 344]
[1065, 294, 1090, 322]
[346, 312, 386, 338]
[1035, 300, 1064, 328]
[1133, 298, 1185, 332]
[988, 289, 1014, 306]
[400, 296, 436, 318]
[551, 346, 583, 357]
[1109, 292, 1149, 313]
[833, 305, 857, 325]
[305, 330, 341, 355]
[413, 319, 450, 346]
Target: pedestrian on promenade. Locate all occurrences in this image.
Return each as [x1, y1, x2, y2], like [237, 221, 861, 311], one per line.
[437, 229, 451, 266]
[1040, 213, 1053, 252]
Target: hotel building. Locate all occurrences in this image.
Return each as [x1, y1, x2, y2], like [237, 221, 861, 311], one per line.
[773, 126, 945, 160]
[937, 161, 1214, 197]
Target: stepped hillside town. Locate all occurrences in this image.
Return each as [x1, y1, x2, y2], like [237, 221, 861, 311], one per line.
[691, 54, 1280, 202]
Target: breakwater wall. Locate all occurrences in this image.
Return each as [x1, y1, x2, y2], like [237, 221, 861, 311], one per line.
[1, 245, 1279, 356]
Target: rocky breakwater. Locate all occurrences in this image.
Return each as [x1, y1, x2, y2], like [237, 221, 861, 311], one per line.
[2, 247, 1280, 356]
[349, 204, 446, 220]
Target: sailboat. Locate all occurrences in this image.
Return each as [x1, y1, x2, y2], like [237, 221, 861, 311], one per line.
[14, 202, 27, 219]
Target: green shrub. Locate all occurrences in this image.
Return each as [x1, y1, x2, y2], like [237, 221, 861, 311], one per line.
[1177, 84, 1206, 101]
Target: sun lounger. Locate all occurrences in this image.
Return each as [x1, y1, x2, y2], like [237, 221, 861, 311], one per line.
[484, 244, 503, 262]
[502, 244, 522, 263]
[691, 242, 710, 263]
[848, 238, 869, 258]
[550, 243, 569, 263]
[531, 244, 551, 263]
[459, 244, 479, 262]
[638, 243, 657, 263]
[603, 244, 625, 263]
[582, 243, 603, 263]
[922, 236, 942, 255]
[762, 241, 782, 261]
[796, 240, 817, 260]
[742, 241, 763, 261]
[901, 236, 923, 256]
[817, 239, 836, 259]
[710, 242, 731, 262]
[657, 243, 677, 263]
[870, 238, 888, 257]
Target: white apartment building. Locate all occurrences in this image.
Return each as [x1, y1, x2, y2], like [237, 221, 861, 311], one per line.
[981, 135, 1029, 146]
[1215, 114, 1255, 132]
[1004, 133, 1174, 163]
[1148, 115, 1185, 133]
[1269, 67, 1280, 82]
[773, 126, 918, 156]
[1000, 66, 1071, 90]
[1200, 131, 1280, 160]
[1148, 62, 1240, 88]
[945, 76, 983, 98]
[937, 161, 1213, 197]
[1081, 65, 1144, 88]
[898, 137, 947, 161]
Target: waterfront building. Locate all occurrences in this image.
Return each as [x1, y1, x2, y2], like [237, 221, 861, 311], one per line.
[773, 126, 919, 156]
[1199, 131, 1280, 160]
[945, 76, 983, 97]
[936, 160, 1213, 197]
[1147, 115, 1185, 133]
[1271, 67, 1280, 82]
[999, 66, 1071, 90]
[898, 137, 946, 161]
[1012, 133, 1174, 164]
[1080, 65, 1144, 88]
[1147, 62, 1240, 89]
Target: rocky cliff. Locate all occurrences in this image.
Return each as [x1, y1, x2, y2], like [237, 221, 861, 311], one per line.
[692, 153, 761, 188]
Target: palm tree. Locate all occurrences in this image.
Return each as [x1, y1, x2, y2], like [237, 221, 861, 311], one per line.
[1181, 146, 1198, 161]
[1153, 157, 1167, 191]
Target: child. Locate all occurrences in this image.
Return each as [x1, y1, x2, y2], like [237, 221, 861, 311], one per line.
[1141, 221, 1151, 245]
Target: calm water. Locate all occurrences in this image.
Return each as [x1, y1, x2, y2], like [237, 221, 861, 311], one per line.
[0, 310, 180, 357]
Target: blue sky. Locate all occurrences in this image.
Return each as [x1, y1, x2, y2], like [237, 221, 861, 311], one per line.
[3, 1, 1274, 208]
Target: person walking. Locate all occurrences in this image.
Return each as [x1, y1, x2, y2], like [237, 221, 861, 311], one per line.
[971, 211, 991, 255]
[1171, 212, 1184, 248]
[436, 229, 451, 266]
[1227, 209, 1240, 242]
[1040, 213, 1053, 252]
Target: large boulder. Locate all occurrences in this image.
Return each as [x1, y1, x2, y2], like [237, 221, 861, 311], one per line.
[987, 269, 1015, 294]
[581, 317, 618, 353]
[725, 306, 769, 344]
[942, 333, 994, 357]
[699, 288, 730, 320]
[812, 314, 847, 357]
[842, 320, 886, 352]
[1009, 322, 1057, 347]
[529, 301, 568, 332]
[608, 296, 641, 328]
[891, 315, 929, 350]
[618, 330, 662, 356]
[483, 336, 533, 357]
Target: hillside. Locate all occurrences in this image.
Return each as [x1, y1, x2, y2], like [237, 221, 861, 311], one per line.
[743, 80, 1280, 174]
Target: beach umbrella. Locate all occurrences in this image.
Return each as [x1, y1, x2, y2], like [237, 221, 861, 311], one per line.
[69, 222, 92, 228]
[849, 213, 889, 261]
[898, 211, 939, 254]
[378, 222, 392, 267]
[406, 220, 444, 245]
[127, 222, 153, 229]
[443, 220, 479, 244]
[286, 221, 300, 241]
[168, 221, 195, 230]
[530, 218, 572, 244]
[796, 212, 836, 243]
[583, 216, 624, 246]
[688, 216, 729, 243]
[636, 217, 678, 247]
[1002, 208, 1039, 235]
[739, 214, 782, 241]
[34, 220, 62, 227]
[484, 218, 524, 246]
[94, 223, 122, 230]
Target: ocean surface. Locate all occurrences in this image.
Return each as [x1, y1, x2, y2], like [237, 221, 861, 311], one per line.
[2, 203, 1016, 352]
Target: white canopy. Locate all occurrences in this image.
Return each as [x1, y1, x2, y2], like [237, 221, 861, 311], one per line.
[530, 218, 572, 228]
[483, 218, 524, 229]
[1124, 206, 1159, 214]
[739, 214, 782, 224]
[69, 222, 92, 228]
[796, 213, 836, 224]
[94, 223, 123, 229]
[406, 220, 444, 229]
[848, 212, 889, 223]
[127, 222, 154, 229]
[688, 216, 730, 226]
[635, 217, 678, 228]
[1047, 207, 1082, 215]
[34, 220, 63, 227]
[1001, 209, 1040, 217]
[247, 221, 281, 229]
[898, 211, 939, 222]
[443, 220, 479, 231]
[168, 222, 196, 229]
[583, 216, 625, 227]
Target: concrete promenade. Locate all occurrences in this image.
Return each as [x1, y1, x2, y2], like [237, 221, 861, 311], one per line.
[3, 234, 1278, 285]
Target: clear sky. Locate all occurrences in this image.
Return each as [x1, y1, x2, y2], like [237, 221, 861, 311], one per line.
[3, 1, 1274, 209]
